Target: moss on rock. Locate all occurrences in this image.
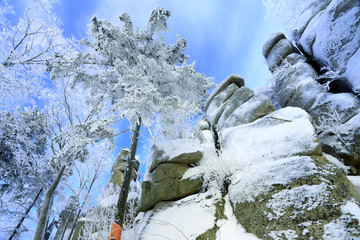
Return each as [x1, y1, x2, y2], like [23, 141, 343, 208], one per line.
[231, 156, 360, 239]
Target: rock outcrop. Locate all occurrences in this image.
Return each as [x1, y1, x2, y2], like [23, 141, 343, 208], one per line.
[263, 32, 360, 174]
[138, 139, 204, 212]
[134, 74, 360, 239]
[290, 0, 360, 90]
[130, 3, 360, 239]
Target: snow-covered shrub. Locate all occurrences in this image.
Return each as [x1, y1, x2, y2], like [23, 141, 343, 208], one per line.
[79, 205, 117, 240]
[314, 105, 352, 154]
[200, 151, 242, 195]
[78, 179, 141, 239]
[78, 184, 119, 240]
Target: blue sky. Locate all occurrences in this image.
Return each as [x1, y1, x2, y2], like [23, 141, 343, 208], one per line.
[10, 0, 285, 173]
[12, 0, 284, 89]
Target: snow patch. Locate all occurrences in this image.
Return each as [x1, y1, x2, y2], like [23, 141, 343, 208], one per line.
[322, 200, 360, 240]
[221, 107, 319, 164]
[140, 192, 218, 240]
[268, 229, 298, 240]
[266, 183, 330, 220]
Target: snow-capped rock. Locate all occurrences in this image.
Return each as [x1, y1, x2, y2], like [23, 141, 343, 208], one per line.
[147, 139, 203, 173]
[220, 94, 274, 129]
[293, 0, 360, 89]
[217, 86, 254, 129]
[263, 31, 360, 173]
[135, 75, 360, 239]
[266, 38, 299, 72]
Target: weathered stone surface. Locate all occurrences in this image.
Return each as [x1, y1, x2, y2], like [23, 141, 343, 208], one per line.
[138, 163, 203, 212]
[308, 92, 360, 125]
[192, 119, 210, 133]
[206, 83, 239, 126]
[262, 32, 286, 59]
[263, 31, 360, 170]
[222, 94, 274, 129]
[306, 93, 360, 169]
[266, 38, 299, 72]
[148, 139, 203, 173]
[281, 52, 307, 66]
[275, 62, 323, 111]
[230, 156, 360, 239]
[217, 86, 254, 129]
[323, 112, 360, 170]
[109, 147, 139, 188]
[294, 0, 360, 88]
[204, 74, 244, 112]
[292, 0, 332, 42]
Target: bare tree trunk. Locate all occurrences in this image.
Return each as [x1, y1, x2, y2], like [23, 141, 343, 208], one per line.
[66, 166, 99, 240]
[115, 117, 141, 227]
[33, 165, 66, 240]
[8, 189, 43, 240]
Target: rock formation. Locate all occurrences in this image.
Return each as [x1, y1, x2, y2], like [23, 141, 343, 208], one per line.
[262, 1, 360, 174]
[74, 1, 360, 239]
[290, 0, 360, 91]
[133, 75, 360, 239]
[132, 4, 360, 236]
[138, 139, 204, 212]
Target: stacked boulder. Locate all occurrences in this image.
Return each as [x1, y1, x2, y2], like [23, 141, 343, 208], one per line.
[138, 139, 204, 212]
[135, 74, 360, 239]
[263, 32, 360, 174]
[205, 74, 274, 131]
[109, 147, 139, 189]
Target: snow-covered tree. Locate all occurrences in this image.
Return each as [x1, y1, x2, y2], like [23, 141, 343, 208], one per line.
[0, 1, 121, 239]
[0, 107, 50, 239]
[0, 82, 119, 240]
[32, 79, 119, 240]
[0, 0, 74, 109]
[49, 7, 213, 227]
